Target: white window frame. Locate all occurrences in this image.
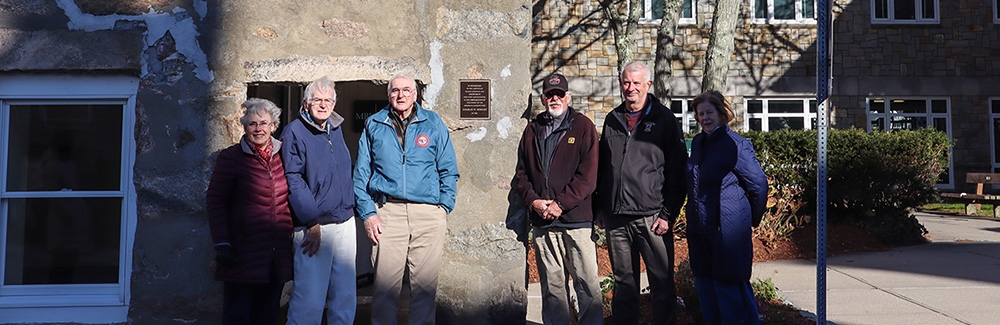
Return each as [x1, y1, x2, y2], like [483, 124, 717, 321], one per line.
[670, 98, 698, 134]
[871, 0, 940, 24]
[743, 98, 817, 131]
[0, 75, 137, 323]
[866, 97, 953, 188]
[990, 98, 1000, 174]
[994, 0, 1000, 24]
[639, 0, 697, 25]
[751, 0, 817, 24]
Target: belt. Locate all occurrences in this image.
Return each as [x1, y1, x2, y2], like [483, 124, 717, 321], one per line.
[384, 194, 413, 204]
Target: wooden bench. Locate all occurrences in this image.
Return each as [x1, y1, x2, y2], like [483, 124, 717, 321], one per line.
[940, 173, 1000, 217]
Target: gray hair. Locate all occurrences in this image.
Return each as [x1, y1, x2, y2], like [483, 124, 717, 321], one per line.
[304, 76, 337, 102]
[240, 98, 282, 130]
[386, 73, 418, 96]
[620, 61, 651, 83]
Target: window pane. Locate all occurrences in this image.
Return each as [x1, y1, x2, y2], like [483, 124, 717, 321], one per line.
[769, 100, 805, 113]
[670, 100, 684, 114]
[921, 0, 935, 19]
[651, 0, 665, 19]
[809, 100, 817, 113]
[869, 98, 886, 113]
[895, 0, 916, 20]
[6, 105, 123, 191]
[994, 118, 1000, 164]
[682, 0, 693, 18]
[747, 100, 764, 113]
[5, 198, 121, 285]
[749, 118, 763, 131]
[889, 99, 927, 114]
[755, 0, 768, 18]
[774, 0, 795, 19]
[933, 118, 947, 132]
[993, 100, 1000, 114]
[875, 0, 889, 18]
[769, 117, 805, 130]
[890, 116, 926, 130]
[802, 0, 815, 18]
[870, 117, 885, 131]
[688, 118, 699, 133]
[931, 99, 947, 113]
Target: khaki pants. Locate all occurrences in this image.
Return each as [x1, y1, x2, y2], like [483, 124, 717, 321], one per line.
[532, 226, 603, 325]
[371, 202, 447, 325]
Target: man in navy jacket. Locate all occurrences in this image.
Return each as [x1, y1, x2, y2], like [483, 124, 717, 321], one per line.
[281, 77, 357, 324]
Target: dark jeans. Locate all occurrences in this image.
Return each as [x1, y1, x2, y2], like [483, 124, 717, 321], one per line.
[606, 214, 677, 325]
[222, 267, 284, 325]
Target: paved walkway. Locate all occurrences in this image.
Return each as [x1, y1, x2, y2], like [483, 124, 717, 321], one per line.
[753, 211, 1000, 324]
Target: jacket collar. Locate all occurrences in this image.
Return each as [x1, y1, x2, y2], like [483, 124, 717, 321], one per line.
[240, 136, 282, 157]
[298, 106, 345, 133]
[375, 102, 429, 125]
[532, 107, 578, 132]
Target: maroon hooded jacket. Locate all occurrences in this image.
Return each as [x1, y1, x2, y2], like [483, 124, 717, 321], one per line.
[514, 107, 599, 227]
[206, 137, 293, 284]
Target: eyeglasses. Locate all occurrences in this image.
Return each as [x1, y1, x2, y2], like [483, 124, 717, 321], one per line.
[544, 90, 567, 99]
[390, 87, 415, 96]
[309, 98, 335, 105]
[247, 121, 272, 129]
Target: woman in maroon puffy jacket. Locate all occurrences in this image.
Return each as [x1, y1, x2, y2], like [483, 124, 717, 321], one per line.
[206, 98, 293, 324]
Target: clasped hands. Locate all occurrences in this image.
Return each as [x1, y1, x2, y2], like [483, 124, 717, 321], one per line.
[531, 199, 563, 220]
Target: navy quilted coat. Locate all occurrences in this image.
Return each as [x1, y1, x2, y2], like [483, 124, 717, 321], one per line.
[685, 125, 768, 284]
[206, 137, 294, 284]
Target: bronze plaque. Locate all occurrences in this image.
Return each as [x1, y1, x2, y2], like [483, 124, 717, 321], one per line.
[459, 79, 490, 119]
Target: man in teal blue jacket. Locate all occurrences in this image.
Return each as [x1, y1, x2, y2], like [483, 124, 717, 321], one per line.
[354, 73, 459, 325]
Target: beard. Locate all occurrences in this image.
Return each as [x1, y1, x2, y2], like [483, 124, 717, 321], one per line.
[547, 106, 566, 117]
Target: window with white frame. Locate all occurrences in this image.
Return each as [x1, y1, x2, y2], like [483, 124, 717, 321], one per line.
[744, 98, 817, 131]
[0, 75, 136, 323]
[994, 0, 1000, 23]
[990, 98, 1000, 173]
[752, 0, 816, 23]
[867, 97, 952, 186]
[872, 0, 939, 24]
[641, 0, 696, 24]
[669, 98, 698, 134]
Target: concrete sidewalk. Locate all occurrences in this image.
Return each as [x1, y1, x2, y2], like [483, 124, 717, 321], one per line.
[753, 211, 1000, 324]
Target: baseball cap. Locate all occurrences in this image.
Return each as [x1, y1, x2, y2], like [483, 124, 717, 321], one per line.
[542, 73, 568, 94]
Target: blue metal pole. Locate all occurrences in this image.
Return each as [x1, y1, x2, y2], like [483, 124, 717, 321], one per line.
[816, 0, 832, 323]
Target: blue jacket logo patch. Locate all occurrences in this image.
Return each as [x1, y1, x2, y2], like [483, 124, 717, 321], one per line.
[415, 134, 430, 148]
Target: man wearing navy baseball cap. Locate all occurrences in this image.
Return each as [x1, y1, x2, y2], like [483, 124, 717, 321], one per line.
[515, 73, 602, 325]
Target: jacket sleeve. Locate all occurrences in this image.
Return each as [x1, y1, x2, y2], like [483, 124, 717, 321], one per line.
[513, 127, 541, 206]
[206, 147, 236, 245]
[554, 117, 599, 211]
[659, 118, 689, 224]
[435, 118, 460, 213]
[280, 127, 321, 226]
[734, 138, 769, 227]
[353, 121, 378, 220]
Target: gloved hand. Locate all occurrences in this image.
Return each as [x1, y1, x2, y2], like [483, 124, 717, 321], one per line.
[215, 245, 237, 265]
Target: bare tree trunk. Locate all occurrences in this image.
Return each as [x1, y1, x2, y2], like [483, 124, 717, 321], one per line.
[602, 0, 642, 75]
[653, 0, 685, 103]
[701, 0, 740, 92]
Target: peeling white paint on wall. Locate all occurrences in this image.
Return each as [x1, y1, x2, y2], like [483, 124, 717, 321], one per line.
[496, 117, 512, 139]
[500, 64, 511, 79]
[424, 40, 445, 110]
[54, 0, 215, 83]
[466, 127, 487, 142]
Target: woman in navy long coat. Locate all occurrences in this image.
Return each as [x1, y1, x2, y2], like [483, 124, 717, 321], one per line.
[685, 90, 768, 324]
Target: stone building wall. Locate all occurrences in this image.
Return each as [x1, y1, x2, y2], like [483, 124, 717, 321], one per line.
[532, 0, 1000, 190]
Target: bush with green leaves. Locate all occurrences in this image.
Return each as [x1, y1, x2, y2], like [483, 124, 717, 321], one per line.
[740, 127, 948, 244]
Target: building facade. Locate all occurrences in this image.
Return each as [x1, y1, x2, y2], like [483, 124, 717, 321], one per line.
[0, 0, 531, 323]
[533, 0, 1000, 191]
